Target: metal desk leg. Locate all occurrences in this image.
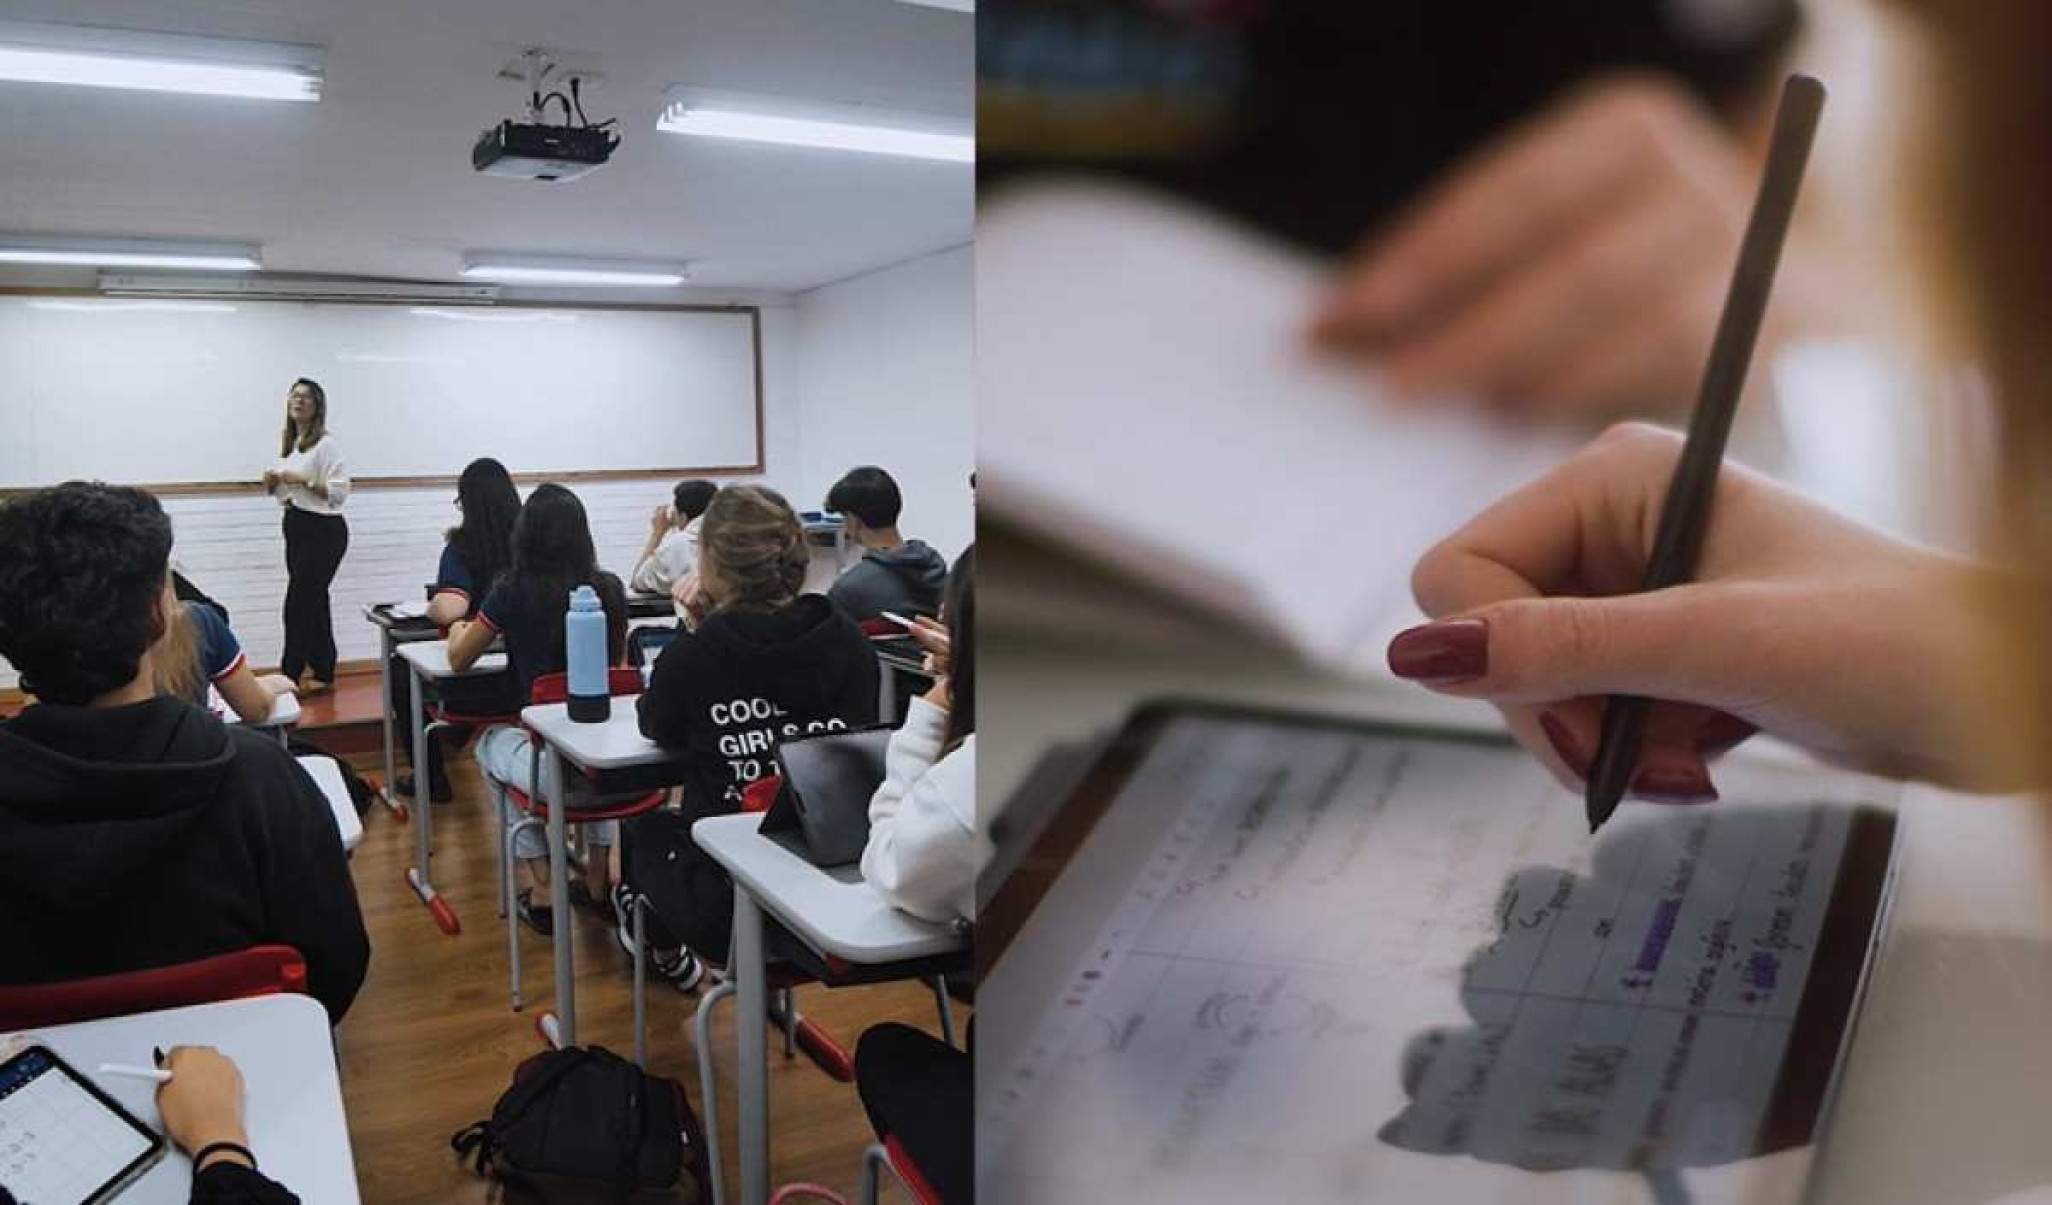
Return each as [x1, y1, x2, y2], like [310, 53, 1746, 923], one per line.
[405, 665, 459, 935]
[377, 629, 399, 813]
[734, 887, 769, 1205]
[878, 666, 897, 722]
[548, 745, 576, 1048]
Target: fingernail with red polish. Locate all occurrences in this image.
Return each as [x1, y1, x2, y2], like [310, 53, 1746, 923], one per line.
[1629, 763, 1718, 804]
[1387, 619, 1489, 683]
[1537, 711, 1589, 778]
[1694, 712, 1759, 753]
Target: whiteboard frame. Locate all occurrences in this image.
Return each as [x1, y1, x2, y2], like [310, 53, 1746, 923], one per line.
[0, 287, 766, 496]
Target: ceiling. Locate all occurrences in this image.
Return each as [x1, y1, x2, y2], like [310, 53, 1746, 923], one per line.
[0, 0, 972, 296]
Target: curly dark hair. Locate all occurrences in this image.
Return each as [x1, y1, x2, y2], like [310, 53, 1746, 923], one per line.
[0, 482, 174, 704]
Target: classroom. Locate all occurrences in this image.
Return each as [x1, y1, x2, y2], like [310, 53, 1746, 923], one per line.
[0, 1, 971, 1203]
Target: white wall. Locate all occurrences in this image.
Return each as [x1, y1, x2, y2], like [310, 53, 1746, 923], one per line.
[1, 248, 977, 690]
[793, 244, 976, 563]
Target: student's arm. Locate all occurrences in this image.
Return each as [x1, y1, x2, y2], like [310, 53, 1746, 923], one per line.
[425, 590, 469, 627]
[636, 635, 698, 746]
[861, 696, 974, 923]
[155, 1047, 303, 1204]
[253, 750, 370, 1021]
[445, 616, 495, 672]
[630, 506, 673, 594]
[217, 662, 281, 725]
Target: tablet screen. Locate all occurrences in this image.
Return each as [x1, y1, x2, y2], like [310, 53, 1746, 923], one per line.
[0, 1046, 164, 1205]
[979, 703, 1901, 1205]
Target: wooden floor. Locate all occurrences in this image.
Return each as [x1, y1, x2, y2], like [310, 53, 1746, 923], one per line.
[334, 751, 948, 1204]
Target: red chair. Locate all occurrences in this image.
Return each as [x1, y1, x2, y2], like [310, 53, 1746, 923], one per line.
[0, 945, 307, 1030]
[862, 1136, 945, 1205]
[492, 669, 670, 1064]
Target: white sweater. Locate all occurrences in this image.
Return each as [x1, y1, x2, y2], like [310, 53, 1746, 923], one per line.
[860, 695, 977, 924]
[271, 435, 350, 515]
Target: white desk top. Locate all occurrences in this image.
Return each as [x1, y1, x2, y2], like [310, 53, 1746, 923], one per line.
[0, 995, 359, 1205]
[214, 689, 300, 730]
[395, 640, 507, 680]
[295, 755, 363, 852]
[692, 813, 963, 964]
[521, 701, 686, 772]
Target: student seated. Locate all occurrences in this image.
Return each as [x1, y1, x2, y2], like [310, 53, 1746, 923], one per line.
[0, 483, 369, 1022]
[631, 478, 717, 597]
[447, 483, 628, 936]
[861, 544, 977, 924]
[393, 457, 523, 802]
[156, 594, 296, 726]
[823, 466, 948, 621]
[623, 484, 880, 986]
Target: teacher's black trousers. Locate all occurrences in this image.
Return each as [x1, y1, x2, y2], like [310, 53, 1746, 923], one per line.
[281, 507, 348, 682]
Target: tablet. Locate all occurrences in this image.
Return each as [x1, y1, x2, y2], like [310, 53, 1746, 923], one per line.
[978, 701, 1902, 1205]
[0, 1045, 166, 1205]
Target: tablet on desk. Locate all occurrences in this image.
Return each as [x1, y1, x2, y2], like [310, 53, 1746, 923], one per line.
[978, 701, 1902, 1205]
[0, 1044, 166, 1205]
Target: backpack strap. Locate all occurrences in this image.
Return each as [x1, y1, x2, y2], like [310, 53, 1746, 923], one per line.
[450, 1121, 493, 1176]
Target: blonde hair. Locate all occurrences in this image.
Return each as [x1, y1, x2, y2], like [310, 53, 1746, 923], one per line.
[698, 485, 807, 614]
[1900, 0, 2052, 784]
[153, 599, 203, 703]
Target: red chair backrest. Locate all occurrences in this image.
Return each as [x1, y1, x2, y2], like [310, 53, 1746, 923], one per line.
[858, 618, 898, 638]
[529, 667, 644, 705]
[0, 945, 308, 1030]
[741, 773, 783, 815]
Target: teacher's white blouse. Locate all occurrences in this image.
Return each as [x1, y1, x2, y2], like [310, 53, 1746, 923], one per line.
[272, 435, 350, 515]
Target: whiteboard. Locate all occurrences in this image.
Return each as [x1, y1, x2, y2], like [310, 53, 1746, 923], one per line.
[0, 297, 761, 487]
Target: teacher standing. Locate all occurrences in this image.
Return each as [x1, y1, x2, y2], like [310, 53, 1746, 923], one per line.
[263, 377, 349, 695]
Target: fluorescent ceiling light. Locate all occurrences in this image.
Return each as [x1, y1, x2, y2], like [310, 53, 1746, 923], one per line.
[0, 22, 322, 101]
[0, 235, 260, 271]
[659, 88, 972, 163]
[460, 254, 687, 288]
[28, 298, 237, 312]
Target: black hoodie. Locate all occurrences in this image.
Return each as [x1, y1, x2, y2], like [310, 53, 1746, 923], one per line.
[638, 593, 880, 817]
[0, 697, 369, 1022]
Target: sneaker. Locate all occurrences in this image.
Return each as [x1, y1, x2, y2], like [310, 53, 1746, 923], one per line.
[516, 888, 554, 937]
[611, 884, 703, 992]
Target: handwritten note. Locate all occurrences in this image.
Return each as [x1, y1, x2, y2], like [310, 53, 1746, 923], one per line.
[980, 713, 1896, 1205]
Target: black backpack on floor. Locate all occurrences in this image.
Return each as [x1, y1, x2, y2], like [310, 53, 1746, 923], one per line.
[452, 1046, 710, 1204]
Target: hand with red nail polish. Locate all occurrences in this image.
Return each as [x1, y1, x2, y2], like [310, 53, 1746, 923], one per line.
[1391, 423, 2026, 794]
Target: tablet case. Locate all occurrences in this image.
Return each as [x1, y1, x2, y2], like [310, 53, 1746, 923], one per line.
[759, 725, 893, 867]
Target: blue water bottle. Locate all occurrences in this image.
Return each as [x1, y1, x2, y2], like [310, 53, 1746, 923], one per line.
[565, 584, 610, 723]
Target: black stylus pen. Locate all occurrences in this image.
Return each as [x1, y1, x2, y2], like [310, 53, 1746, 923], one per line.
[1585, 74, 1825, 834]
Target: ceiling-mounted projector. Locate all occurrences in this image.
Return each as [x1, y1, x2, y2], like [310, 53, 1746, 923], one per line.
[473, 49, 619, 182]
[472, 121, 616, 181]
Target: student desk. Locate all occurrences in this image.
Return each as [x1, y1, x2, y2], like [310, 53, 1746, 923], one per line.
[0, 995, 358, 1204]
[692, 812, 966, 1205]
[519, 701, 691, 1052]
[295, 754, 363, 852]
[394, 640, 508, 935]
[215, 688, 301, 745]
[979, 617, 2052, 1205]
[360, 603, 443, 815]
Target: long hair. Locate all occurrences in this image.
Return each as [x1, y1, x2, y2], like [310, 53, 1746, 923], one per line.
[502, 483, 626, 665]
[941, 544, 974, 751]
[1899, 0, 2052, 785]
[698, 485, 808, 615]
[153, 598, 203, 703]
[447, 458, 521, 592]
[279, 377, 328, 456]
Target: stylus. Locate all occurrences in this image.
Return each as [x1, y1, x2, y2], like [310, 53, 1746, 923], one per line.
[98, 1062, 174, 1083]
[1584, 74, 1826, 834]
